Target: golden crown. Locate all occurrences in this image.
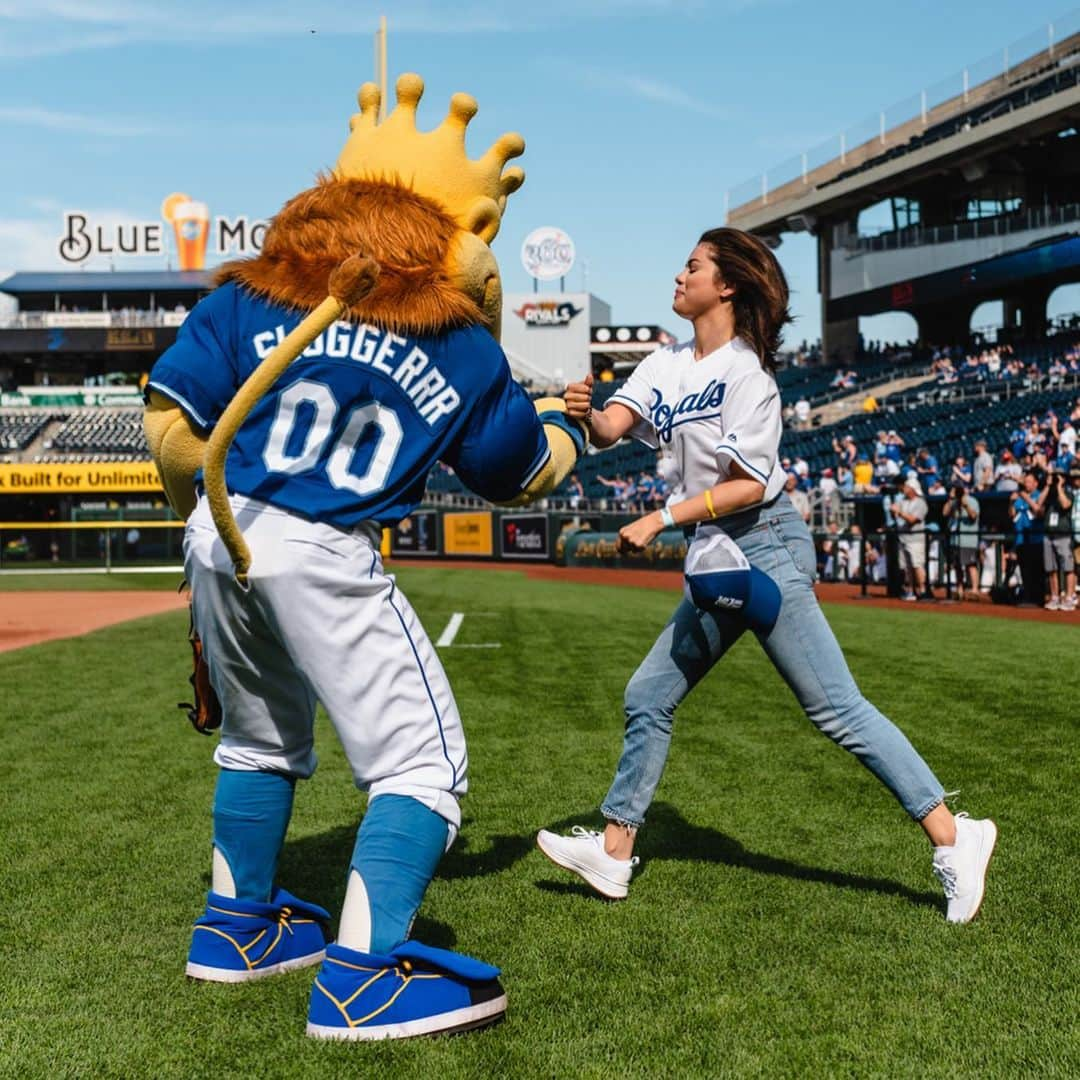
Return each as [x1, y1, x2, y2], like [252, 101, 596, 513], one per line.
[335, 73, 525, 243]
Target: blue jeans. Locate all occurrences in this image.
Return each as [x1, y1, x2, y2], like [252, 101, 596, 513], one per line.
[600, 495, 945, 827]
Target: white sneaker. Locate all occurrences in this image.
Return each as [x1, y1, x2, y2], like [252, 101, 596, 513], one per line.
[932, 813, 997, 924]
[1060, 597, 1076, 612]
[1045, 597, 1061, 611]
[536, 826, 639, 899]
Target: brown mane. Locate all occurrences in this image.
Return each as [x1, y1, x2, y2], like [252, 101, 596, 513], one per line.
[214, 176, 484, 335]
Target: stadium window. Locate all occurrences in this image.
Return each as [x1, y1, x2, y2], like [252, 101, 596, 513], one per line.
[856, 198, 894, 237]
[891, 197, 920, 229]
[965, 197, 1023, 220]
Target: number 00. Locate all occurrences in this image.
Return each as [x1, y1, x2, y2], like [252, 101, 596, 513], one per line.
[262, 379, 403, 496]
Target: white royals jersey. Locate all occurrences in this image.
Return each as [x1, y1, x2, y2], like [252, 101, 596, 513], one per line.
[609, 336, 786, 510]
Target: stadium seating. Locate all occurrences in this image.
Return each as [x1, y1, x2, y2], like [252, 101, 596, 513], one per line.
[42, 408, 149, 461]
[0, 410, 52, 452]
[1, 335, 1073, 506]
[780, 385, 1078, 477]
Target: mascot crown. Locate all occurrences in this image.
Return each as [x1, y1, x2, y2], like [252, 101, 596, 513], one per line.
[335, 73, 525, 244]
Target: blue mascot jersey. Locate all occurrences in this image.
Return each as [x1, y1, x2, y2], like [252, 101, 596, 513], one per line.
[147, 283, 550, 526]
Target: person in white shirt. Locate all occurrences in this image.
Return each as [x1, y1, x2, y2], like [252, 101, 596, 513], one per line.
[994, 451, 1022, 492]
[819, 466, 839, 521]
[786, 471, 811, 523]
[536, 226, 994, 924]
[893, 475, 930, 599]
[972, 439, 994, 492]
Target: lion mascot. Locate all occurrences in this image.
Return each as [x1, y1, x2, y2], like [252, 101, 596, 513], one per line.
[143, 74, 585, 1041]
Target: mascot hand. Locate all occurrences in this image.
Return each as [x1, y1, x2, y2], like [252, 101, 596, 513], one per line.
[144, 390, 207, 520]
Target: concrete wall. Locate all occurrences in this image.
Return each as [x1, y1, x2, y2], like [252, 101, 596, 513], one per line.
[830, 221, 1076, 299]
[501, 292, 610, 386]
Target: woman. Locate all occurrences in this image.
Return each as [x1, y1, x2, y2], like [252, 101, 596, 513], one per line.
[536, 227, 996, 923]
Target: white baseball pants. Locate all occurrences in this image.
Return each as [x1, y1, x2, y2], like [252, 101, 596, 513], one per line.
[184, 494, 466, 829]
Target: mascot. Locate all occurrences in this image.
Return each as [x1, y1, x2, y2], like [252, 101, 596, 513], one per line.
[143, 74, 586, 1041]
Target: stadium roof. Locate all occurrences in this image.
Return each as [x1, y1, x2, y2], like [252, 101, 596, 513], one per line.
[0, 270, 213, 296]
[728, 30, 1080, 234]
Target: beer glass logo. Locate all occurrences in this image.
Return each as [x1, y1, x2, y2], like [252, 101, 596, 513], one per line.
[161, 192, 210, 270]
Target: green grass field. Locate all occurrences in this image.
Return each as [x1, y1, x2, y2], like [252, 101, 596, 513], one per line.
[1, 566, 1077, 1078]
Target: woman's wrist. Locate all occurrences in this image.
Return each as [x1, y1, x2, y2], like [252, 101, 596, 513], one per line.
[658, 506, 676, 529]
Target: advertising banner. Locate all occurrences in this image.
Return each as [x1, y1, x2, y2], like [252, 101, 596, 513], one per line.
[0, 463, 163, 494]
[501, 291, 606, 386]
[559, 527, 686, 569]
[0, 328, 178, 354]
[57, 191, 269, 270]
[499, 513, 550, 561]
[443, 512, 493, 557]
[391, 510, 440, 556]
[1, 386, 143, 407]
[43, 312, 112, 328]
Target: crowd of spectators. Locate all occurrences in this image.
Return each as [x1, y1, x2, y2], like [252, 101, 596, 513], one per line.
[593, 468, 670, 513]
[787, 393, 1080, 610]
[931, 342, 1080, 387]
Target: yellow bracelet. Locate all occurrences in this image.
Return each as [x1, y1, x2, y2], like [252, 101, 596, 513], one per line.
[704, 488, 718, 519]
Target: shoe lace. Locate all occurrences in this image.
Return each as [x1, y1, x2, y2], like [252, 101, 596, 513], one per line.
[932, 812, 971, 900]
[278, 906, 294, 935]
[570, 825, 602, 841]
[932, 858, 958, 899]
[569, 825, 639, 866]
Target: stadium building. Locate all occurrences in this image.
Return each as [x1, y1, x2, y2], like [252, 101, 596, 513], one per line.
[727, 15, 1080, 364]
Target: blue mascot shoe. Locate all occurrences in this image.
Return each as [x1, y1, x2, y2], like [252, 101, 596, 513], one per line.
[306, 940, 507, 1040]
[186, 888, 331, 983]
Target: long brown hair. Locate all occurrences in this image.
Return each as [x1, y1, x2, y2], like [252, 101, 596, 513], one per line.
[698, 227, 792, 376]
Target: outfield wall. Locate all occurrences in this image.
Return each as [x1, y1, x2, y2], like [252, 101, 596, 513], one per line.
[0, 504, 686, 573]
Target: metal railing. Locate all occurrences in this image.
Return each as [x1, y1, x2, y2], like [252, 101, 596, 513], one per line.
[726, 11, 1080, 216]
[0, 309, 189, 330]
[883, 369, 1080, 412]
[850, 202, 1080, 253]
[816, 508, 1073, 606]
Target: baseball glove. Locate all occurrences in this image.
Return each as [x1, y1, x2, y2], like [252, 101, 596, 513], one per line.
[178, 583, 222, 735]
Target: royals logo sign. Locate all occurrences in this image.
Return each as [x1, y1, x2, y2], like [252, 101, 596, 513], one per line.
[512, 300, 583, 328]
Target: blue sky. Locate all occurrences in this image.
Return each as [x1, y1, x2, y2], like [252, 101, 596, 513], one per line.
[1, 1, 1077, 345]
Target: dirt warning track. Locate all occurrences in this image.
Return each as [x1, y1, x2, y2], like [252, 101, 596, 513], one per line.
[1, 565, 1074, 654]
[0, 590, 188, 654]
[393, 560, 1078, 625]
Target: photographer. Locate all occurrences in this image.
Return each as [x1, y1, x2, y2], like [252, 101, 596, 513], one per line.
[1040, 465, 1076, 612]
[1010, 470, 1045, 606]
[943, 483, 980, 601]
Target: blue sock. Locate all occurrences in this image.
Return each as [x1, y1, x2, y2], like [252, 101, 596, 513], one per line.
[212, 769, 296, 902]
[348, 795, 449, 953]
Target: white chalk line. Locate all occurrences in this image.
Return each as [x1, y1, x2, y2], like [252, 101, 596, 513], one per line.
[435, 611, 501, 649]
[435, 612, 465, 647]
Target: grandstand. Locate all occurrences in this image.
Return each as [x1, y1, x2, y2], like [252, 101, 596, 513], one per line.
[3, 338, 1073, 507]
[727, 12, 1080, 365]
[40, 408, 147, 462]
[0, 410, 52, 454]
